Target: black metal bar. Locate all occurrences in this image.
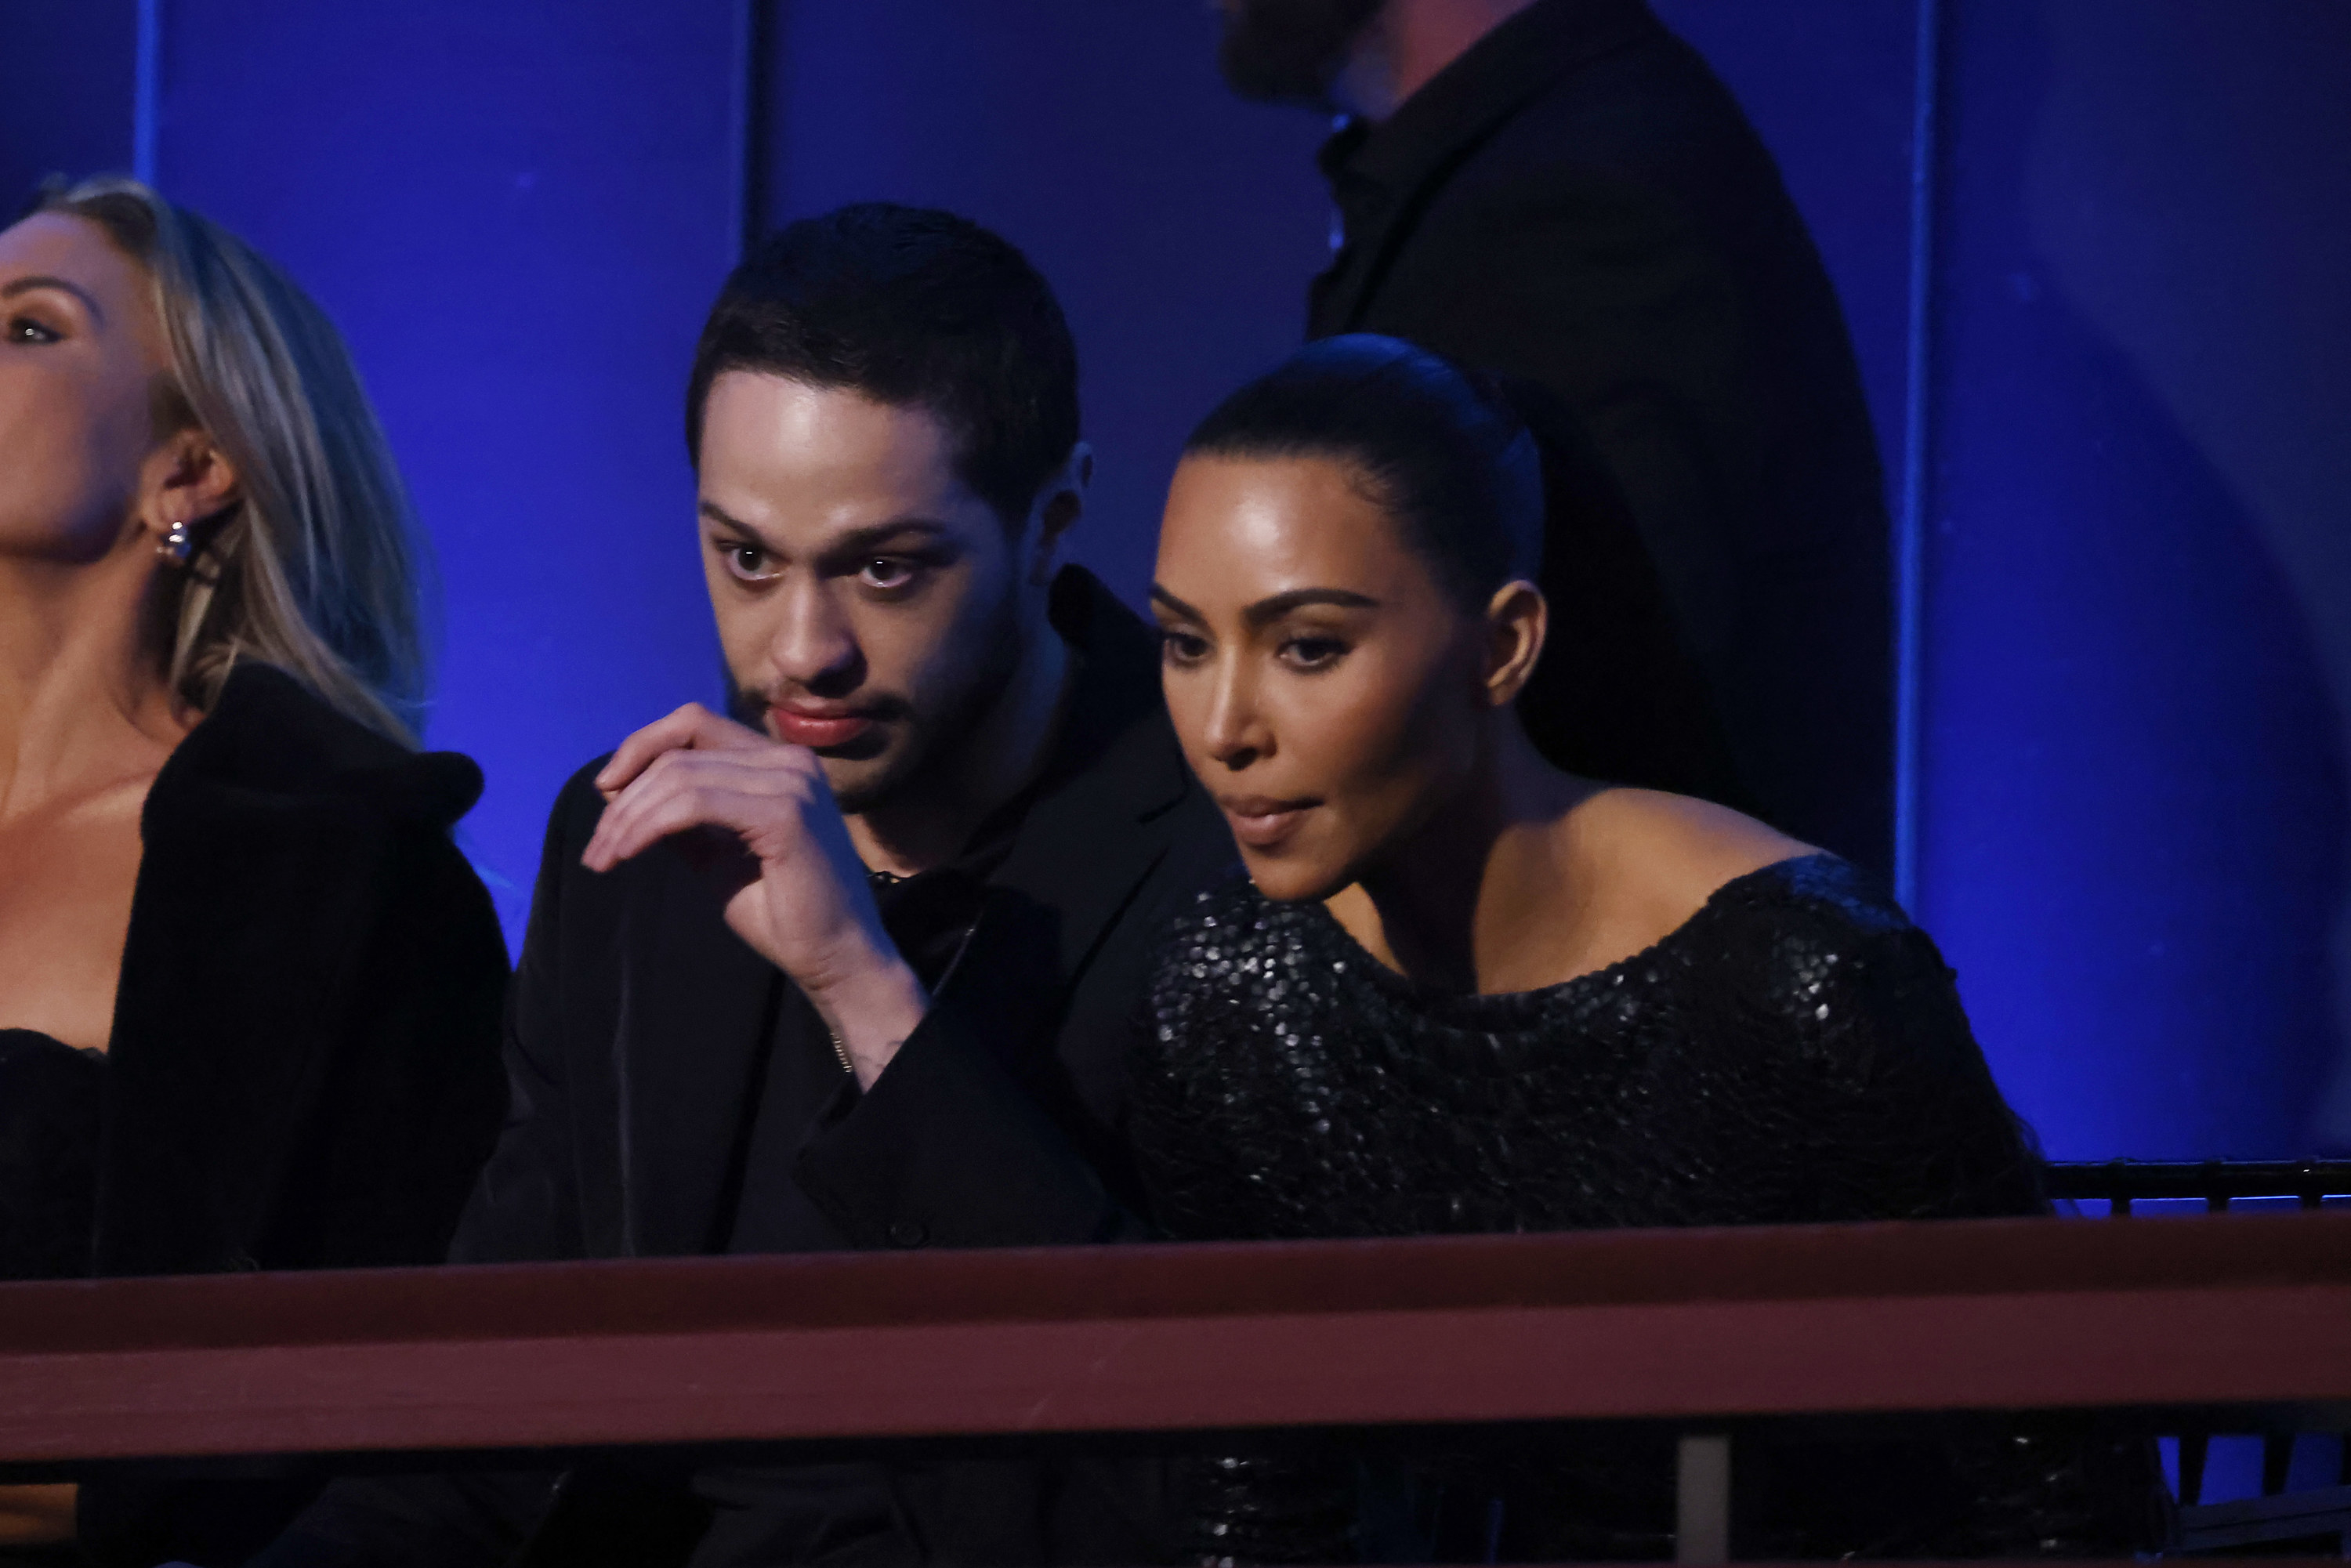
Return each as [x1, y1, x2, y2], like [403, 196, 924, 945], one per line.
[2263, 1432, 2296, 1497]
[2045, 1160, 2351, 1205]
[2180, 1432, 2211, 1508]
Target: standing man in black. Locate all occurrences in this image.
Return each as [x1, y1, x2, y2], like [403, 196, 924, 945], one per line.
[1219, 0, 1896, 875]
[256, 205, 1227, 1567]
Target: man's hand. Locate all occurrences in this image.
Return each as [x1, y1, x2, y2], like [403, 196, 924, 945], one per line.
[581, 703, 924, 1085]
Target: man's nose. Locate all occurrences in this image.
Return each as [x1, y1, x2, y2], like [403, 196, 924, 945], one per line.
[769, 578, 862, 692]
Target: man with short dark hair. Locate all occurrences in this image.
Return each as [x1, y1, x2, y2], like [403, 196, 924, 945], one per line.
[1217, 0, 1897, 878]
[256, 203, 1228, 1567]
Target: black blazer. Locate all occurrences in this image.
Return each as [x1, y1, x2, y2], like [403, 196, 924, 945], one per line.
[1311, 0, 1895, 875]
[76, 663, 510, 1566]
[263, 569, 1235, 1567]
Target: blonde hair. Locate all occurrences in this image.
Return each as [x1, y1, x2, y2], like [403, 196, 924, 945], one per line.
[40, 177, 431, 746]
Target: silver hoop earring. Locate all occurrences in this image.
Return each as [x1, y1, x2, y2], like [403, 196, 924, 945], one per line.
[158, 517, 193, 566]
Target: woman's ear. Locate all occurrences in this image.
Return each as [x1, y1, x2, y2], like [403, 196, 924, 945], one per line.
[1480, 579, 1548, 708]
[143, 426, 241, 545]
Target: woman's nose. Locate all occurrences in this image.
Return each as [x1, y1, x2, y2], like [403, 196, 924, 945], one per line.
[1202, 666, 1270, 770]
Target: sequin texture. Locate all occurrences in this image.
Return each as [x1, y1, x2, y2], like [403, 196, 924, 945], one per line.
[1130, 856, 2162, 1561]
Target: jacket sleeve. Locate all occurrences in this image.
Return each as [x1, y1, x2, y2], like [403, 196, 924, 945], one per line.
[237, 819, 510, 1275]
[786, 797, 1241, 1256]
[85, 798, 523, 1566]
[792, 1009, 1147, 1251]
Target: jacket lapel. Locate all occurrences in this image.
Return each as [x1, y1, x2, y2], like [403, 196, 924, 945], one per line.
[984, 570, 1193, 992]
[613, 848, 777, 1256]
[95, 664, 484, 1276]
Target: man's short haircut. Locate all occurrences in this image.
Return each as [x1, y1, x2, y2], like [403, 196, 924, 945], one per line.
[1184, 334, 1544, 608]
[686, 203, 1081, 529]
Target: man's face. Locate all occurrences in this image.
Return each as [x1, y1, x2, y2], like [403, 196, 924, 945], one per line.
[696, 371, 1030, 814]
[1214, 0, 1386, 107]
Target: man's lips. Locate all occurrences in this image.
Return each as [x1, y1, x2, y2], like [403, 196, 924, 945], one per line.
[768, 704, 878, 749]
[1217, 795, 1319, 849]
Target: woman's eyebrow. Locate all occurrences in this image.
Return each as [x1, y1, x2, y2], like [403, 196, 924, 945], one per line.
[1149, 584, 1205, 621]
[0, 274, 105, 324]
[1241, 588, 1380, 627]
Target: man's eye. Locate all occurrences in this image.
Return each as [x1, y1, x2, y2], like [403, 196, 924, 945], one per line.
[860, 557, 918, 592]
[1158, 630, 1209, 666]
[723, 544, 777, 581]
[1279, 636, 1349, 671]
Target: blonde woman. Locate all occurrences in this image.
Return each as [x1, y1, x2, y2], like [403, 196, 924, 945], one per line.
[0, 180, 506, 1566]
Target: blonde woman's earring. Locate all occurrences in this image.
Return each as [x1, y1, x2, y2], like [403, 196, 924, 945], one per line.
[158, 516, 193, 565]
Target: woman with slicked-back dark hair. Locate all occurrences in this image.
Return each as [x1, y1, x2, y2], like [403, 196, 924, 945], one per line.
[1133, 335, 2164, 1562]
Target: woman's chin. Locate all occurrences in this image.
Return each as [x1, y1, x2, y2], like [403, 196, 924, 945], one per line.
[1241, 849, 1349, 905]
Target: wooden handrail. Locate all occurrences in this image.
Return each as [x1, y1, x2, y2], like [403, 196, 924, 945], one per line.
[2, 1211, 2346, 1465]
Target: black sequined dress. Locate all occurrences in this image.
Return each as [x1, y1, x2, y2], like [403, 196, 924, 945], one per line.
[1132, 856, 2162, 1562]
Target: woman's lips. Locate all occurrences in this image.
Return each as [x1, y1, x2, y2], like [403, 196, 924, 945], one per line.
[769, 706, 876, 749]
[1219, 796, 1318, 849]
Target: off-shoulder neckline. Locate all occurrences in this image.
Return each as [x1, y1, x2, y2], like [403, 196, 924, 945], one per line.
[1293, 851, 1853, 1013]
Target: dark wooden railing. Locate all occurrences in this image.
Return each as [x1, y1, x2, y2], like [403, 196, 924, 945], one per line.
[2, 1211, 2347, 1560]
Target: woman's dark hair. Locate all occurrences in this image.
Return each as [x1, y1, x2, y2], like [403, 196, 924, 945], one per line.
[1183, 334, 1543, 607]
[686, 203, 1079, 529]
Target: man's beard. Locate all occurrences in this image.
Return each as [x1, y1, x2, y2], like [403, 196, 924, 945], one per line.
[726, 588, 1030, 818]
[1215, 0, 1386, 107]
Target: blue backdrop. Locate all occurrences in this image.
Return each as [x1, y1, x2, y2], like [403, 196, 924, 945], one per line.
[5, 0, 2346, 1164]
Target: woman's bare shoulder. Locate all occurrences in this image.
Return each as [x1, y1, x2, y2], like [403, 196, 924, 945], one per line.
[1566, 788, 1817, 936]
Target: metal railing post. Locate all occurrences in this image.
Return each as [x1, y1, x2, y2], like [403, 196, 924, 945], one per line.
[1675, 1432, 1731, 1564]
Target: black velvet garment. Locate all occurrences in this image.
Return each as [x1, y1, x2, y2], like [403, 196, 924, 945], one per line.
[0, 664, 510, 1568]
[1132, 856, 2163, 1561]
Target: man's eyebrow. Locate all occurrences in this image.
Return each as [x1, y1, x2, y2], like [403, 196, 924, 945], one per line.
[1241, 587, 1380, 627]
[1, 274, 105, 324]
[699, 505, 962, 559]
[819, 519, 958, 559]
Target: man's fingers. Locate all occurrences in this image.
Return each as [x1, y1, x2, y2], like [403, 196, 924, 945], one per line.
[585, 780, 774, 871]
[592, 702, 771, 798]
[581, 751, 819, 871]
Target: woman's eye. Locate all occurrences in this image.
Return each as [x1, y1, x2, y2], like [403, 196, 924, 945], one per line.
[1279, 636, 1349, 671]
[5, 316, 61, 346]
[1158, 630, 1209, 666]
[859, 557, 918, 592]
[723, 543, 777, 582]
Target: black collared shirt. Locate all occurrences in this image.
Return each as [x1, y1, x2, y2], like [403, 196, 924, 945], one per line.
[1310, 0, 1655, 332]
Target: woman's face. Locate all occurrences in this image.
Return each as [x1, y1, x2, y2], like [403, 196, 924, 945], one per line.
[1154, 452, 1491, 902]
[0, 212, 173, 564]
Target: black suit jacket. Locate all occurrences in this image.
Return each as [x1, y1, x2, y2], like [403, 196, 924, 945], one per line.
[260, 569, 1234, 1567]
[73, 663, 510, 1568]
[1312, 0, 1894, 874]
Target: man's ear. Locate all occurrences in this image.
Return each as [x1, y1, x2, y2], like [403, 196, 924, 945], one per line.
[1024, 442, 1092, 587]
[1481, 579, 1548, 708]
[146, 426, 241, 544]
